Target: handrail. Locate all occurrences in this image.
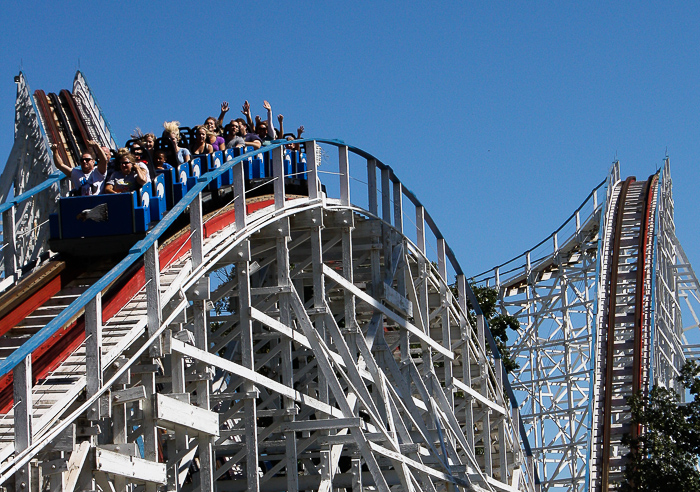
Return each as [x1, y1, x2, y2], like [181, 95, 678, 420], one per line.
[0, 137, 538, 483]
[471, 177, 607, 283]
[0, 173, 65, 216]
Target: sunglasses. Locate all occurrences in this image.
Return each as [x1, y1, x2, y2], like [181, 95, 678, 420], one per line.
[81, 158, 93, 163]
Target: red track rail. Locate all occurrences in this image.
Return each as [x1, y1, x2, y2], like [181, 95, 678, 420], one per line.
[600, 175, 656, 491]
[34, 90, 71, 168]
[0, 198, 275, 413]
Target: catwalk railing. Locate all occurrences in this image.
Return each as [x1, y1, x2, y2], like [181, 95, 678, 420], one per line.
[0, 138, 539, 491]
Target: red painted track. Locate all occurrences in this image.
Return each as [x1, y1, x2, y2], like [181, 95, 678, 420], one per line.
[0, 198, 275, 413]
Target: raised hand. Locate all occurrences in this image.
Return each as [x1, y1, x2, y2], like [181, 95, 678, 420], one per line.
[297, 125, 305, 136]
[221, 101, 229, 113]
[263, 100, 271, 112]
[278, 114, 284, 123]
[242, 100, 250, 115]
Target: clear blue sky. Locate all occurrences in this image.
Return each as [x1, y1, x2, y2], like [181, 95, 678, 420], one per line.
[1, 1, 699, 277]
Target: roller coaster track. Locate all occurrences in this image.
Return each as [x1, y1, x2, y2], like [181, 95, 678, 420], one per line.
[0, 88, 540, 492]
[473, 159, 694, 491]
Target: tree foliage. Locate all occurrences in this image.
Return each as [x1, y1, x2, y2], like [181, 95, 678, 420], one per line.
[622, 360, 700, 491]
[462, 283, 520, 374]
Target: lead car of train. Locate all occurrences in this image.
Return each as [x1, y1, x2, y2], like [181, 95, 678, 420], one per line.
[49, 145, 308, 257]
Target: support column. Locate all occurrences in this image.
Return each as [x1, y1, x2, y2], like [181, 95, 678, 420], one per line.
[233, 160, 259, 491]
[394, 182, 409, 364]
[86, 293, 103, 424]
[458, 275, 475, 449]
[277, 216, 298, 492]
[14, 356, 32, 492]
[145, 242, 162, 357]
[415, 206, 433, 376]
[438, 239, 453, 408]
[3, 205, 17, 280]
[477, 315, 493, 477]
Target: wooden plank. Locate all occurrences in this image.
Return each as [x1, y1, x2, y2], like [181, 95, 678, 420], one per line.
[111, 386, 147, 405]
[95, 448, 166, 484]
[155, 394, 219, 436]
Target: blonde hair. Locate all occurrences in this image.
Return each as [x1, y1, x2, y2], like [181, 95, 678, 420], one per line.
[163, 121, 181, 139]
[115, 148, 137, 165]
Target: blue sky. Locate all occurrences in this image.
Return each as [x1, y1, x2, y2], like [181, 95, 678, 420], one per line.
[1, 1, 699, 276]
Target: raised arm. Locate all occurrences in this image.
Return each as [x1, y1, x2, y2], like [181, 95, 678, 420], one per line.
[241, 100, 253, 132]
[263, 100, 275, 139]
[134, 163, 149, 186]
[277, 114, 284, 138]
[87, 140, 108, 175]
[217, 101, 229, 128]
[50, 144, 72, 177]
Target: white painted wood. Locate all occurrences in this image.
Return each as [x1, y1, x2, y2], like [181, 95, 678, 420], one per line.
[155, 394, 219, 436]
[95, 448, 167, 484]
[272, 145, 285, 209]
[339, 146, 350, 206]
[86, 293, 103, 421]
[2, 205, 17, 279]
[323, 264, 454, 359]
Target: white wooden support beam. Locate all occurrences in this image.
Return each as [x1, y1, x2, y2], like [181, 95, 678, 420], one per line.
[233, 161, 246, 230]
[498, 413, 508, 483]
[458, 275, 474, 450]
[275, 217, 299, 492]
[189, 192, 204, 267]
[95, 448, 167, 484]
[13, 355, 32, 492]
[236, 239, 259, 492]
[141, 368, 158, 492]
[367, 159, 378, 215]
[63, 441, 91, 492]
[437, 239, 454, 408]
[155, 394, 219, 436]
[393, 181, 403, 233]
[86, 293, 103, 421]
[145, 242, 162, 357]
[351, 458, 362, 492]
[272, 146, 285, 209]
[393, 181, 409, 362]
[306, 141, 320, 200]
[166, 337, 345, 419]
[381, 167, 391, 224]
[168, 331, 188, 492]
[192, 292, 214, 491]
[416, 205, 426, 254]
[323, 265, 453, 359]
[2, 205, 17, 280]
[339, 146, 350, 206]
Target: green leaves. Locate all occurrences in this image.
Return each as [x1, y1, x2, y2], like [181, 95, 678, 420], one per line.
[623, 361, 700, 491]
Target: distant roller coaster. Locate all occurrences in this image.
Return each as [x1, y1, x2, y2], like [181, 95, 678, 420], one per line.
[473, 158, 700, 491]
